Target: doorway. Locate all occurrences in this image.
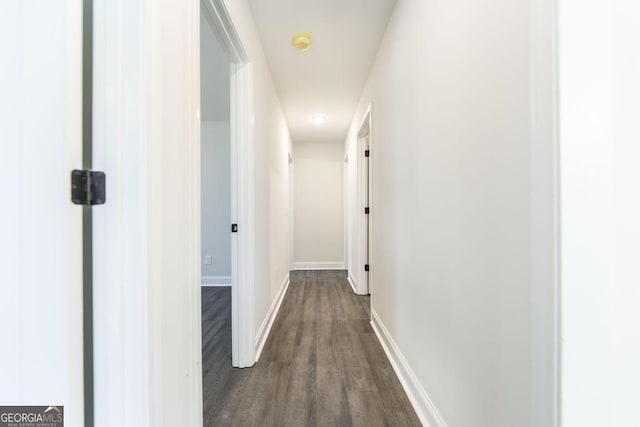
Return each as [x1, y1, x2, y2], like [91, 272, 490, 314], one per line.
[200, 0, 234, 391]
[200, 0, 255, 369]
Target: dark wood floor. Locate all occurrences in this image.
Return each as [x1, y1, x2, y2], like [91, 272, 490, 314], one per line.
[202, 270, 421, 426]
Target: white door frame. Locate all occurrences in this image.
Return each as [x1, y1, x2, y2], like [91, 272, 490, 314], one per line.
[356, 103, 373, 297]
[202, 0, 256, 369]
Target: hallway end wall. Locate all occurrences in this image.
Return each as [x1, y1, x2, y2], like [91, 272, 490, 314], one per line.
[293, 141, 345, 269]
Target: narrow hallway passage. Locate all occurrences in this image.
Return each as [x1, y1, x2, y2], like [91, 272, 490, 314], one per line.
[202, 271, 420, 426]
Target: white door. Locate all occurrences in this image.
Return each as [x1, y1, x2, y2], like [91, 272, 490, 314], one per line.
[0, 1, 85, 425]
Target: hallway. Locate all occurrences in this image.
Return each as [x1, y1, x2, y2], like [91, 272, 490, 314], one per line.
[202, 271, 420, 426]
[8, 0, 640, 424]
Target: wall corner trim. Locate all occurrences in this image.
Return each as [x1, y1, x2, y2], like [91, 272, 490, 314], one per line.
[201, 276, 232, 286]
[370, 310, 447, 427]
[254, 273, 291, 362]
[293, 261, 345, 270]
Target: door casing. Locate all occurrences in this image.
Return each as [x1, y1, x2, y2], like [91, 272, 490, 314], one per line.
[355, 104, 373, 299]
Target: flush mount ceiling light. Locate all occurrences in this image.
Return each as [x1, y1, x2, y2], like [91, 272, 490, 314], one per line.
[292, 32, 312, 51]
[312, 115, 327, 124]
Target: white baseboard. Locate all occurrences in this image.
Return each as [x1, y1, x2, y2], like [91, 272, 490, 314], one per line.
[347, 273, 358, 294]
[293, 261, 345, 270]
[201, 276, 232, 286]
[371, 310, 447, 427]
[255, 273, 290, 362]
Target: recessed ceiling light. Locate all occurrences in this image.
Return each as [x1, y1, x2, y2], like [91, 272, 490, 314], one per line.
[292, 32, 312, 51]
[312, 115, 327, 124]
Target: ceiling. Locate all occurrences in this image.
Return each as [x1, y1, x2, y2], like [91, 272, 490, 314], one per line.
[201, 10, 230, 121]
[248, 0, 396, 143]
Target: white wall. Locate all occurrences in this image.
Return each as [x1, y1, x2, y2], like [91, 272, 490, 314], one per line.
[201, 121, 231, 281]
[344, 0, 556, 425]
[559, 0, 640, 425]
[293, 141, 344, 268]
[200, 8, 232, 284]
[201, 10, 231, 122]
[224, 0, 293, 348]
[92, 0, 155, 422]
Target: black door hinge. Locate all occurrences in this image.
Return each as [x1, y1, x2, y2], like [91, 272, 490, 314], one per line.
[365, 149, 370, 157]
[231, 224, 238, 233]
[364, 264, 370, 272]
[364, 207, 370, 214]
[71, 170, 106, 205]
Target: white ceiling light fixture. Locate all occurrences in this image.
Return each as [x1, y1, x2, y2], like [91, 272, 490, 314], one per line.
[312, 115, 327, 124]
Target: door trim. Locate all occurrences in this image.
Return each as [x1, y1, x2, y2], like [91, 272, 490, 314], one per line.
[356, 104, 373, 298]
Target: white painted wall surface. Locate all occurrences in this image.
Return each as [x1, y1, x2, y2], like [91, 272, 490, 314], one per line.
[293, 142, 345, 267]
[344, 0, 557, 424]
[224, 0, 293, 348]
[0, 2, 83, 424]
[201, 121, 231, 280]
[559, 0, 640, 425]
[201, 10, 231, 122]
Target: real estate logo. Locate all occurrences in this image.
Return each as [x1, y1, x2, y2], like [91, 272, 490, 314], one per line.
[0, 406, 63, 427]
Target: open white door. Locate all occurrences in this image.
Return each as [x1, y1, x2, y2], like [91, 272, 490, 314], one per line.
[0, 1, 85, 425]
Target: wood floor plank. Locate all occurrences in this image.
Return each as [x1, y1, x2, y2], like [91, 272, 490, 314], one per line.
[315, 363, 352, 427]
[202, 271, 421, 426]
[346, 390, 388, 427]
